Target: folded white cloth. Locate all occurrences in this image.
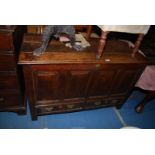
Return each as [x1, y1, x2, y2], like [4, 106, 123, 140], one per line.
[75, 34, 90, 48]
[65, 33, 91, 49]
[98, 25, 150, 34]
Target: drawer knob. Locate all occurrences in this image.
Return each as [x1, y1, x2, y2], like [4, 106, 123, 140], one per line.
[0, 97, 4, 102]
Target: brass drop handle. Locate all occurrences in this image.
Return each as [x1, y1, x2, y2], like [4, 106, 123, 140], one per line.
[111, 99, 118, 104]
[0, 97, 4, 102]
[94, 101, 101, 106]
[67, 104, 74, 109]
[45, 107, 54, 112]
[96, 64, 101, 68]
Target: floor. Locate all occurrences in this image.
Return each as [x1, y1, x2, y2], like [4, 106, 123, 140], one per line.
[0, 90, 155, 129]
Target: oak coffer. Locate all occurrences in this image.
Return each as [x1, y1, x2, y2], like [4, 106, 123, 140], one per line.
[18, 34, 151, 120]
[0, 26, 26, 114]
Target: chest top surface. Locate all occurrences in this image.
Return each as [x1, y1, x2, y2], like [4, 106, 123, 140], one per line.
[18, 34, 153, 65]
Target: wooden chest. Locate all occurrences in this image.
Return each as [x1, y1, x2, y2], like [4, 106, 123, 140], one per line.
[19, 34, 151, 120]
[0, 26, 26, 115]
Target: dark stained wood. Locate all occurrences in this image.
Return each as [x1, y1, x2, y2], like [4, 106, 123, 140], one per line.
[23, 65, 37, 120]
[0, 26, 26, 114]
[0, 33, 13, 51]
[19, 34, 152, 65]
[0, 53, 16, 70]
[86, 25, 92, 39]
[19, 34, 153, 120]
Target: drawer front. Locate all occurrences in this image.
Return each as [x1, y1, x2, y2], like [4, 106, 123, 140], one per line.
[0, 72, 19, 90]
[85, 99, 110, 109]
[0, 91, 20, 108]
[0, 53, 16, 70]
[36, 97, 124, 116]
[36, 103, 83, 115]
[83, 97, 124, 109]
[0, 33, 13, 52]
[109, 97, 124, 105]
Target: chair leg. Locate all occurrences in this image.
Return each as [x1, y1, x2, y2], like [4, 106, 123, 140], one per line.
[135, 90, 155, 113]
[96, 31, 109, 59]
[132, 33, 144, 57]
[86, 25, 92, 40]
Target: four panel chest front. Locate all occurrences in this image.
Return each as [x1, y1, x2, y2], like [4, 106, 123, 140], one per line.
[18, 34, 150, 120]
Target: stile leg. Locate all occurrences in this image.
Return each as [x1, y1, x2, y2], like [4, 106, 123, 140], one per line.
[132, 33, 144, 57]
[96, 31, 109, 59]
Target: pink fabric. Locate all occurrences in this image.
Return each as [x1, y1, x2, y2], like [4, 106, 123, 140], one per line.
[135, 66, 155, 91]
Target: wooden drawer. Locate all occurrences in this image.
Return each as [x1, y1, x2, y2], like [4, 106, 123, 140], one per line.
[0, 33, 13, 52]
[36, 97, 123, 116]
[0, 71, 19, 90]
[0, 53, 16, 70]
[85, 97, 124, 109]
[0, 91, 20, 108]
[109, 97, 125, 105]
[83, 99, 111, 110]
[36, 102, 83, 115]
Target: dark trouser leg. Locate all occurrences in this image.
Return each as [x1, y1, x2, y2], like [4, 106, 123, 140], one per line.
[135, 90, 155, 113]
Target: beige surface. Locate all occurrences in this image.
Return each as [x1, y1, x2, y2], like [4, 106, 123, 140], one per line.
[98, 25, 150, 34]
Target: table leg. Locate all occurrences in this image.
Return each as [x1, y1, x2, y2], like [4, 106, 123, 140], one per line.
[86, 25, 92, 40]
[132, 33, 144, 57]
[96, 31, 109, 59]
